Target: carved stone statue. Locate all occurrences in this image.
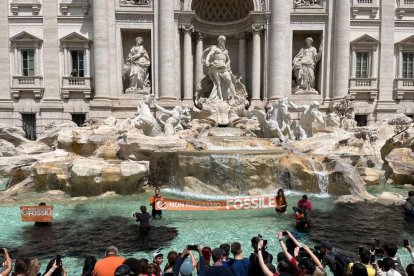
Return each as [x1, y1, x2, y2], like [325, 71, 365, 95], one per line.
[120, 0, 149, 6]
[124, 36, 151, 94]
[118, 94, 163, 136]
[288, 100, 325, 140]
[292, 37, 322, 94]
[294, 0, 320, 7]
[153, 100, 191, 136]
[266, 98, 293, 140]
[195, 35, 249, 126]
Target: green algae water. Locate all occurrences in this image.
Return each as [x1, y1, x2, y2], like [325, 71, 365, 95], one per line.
[0, 188, 413, 275]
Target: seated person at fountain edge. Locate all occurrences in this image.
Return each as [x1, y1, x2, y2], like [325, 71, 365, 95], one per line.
[149, 187, 163, 219]
[404, 191, 414, 218]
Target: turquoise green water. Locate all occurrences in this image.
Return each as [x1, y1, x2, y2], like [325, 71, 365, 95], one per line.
[0, 187, 413, 275]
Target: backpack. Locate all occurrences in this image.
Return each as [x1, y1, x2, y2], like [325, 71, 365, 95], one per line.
[333, 252, 353, 276]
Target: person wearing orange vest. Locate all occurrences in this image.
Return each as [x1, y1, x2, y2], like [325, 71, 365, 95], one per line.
[150, 187, 163, 219]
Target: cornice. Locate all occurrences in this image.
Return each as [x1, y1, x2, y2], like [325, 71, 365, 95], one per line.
[115, 12, 154, 22]
[8, 16, 43, 23]
[57, 16, 92, 23]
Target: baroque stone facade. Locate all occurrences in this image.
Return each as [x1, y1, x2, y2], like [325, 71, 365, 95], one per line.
[1, 0, 414, 138]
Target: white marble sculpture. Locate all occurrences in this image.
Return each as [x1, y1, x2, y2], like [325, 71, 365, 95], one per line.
[294, 0, 320, 7]
[118, 94, 163, 136]
[288, 100, 325, 140]
[266, 98, 293, 140]
[195, 35, 249, 126]
[153, 100, 191, 136]
[292, 37, 322, 94]
[124, 36, 151, 94]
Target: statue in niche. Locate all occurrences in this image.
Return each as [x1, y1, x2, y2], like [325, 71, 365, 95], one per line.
[288, 100, 325, 140]
[294, 0, 320, 7]
[120, 0, 149, 6]
[266, 98, 294, 140]
[292, 37, 322, 95]
[153, 99, 191, 136]
[194, 35, 249, 126]
[124, 36, 151, 94]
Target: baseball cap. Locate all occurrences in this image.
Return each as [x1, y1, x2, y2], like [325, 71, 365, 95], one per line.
[211, 248, 224, 261]
[114, 264, 131, 276]
[179, 258, 193, 276]
[152, 250, 163, 259]
[319, 241, 333, 250]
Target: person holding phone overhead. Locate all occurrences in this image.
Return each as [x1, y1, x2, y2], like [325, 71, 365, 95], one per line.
[43, 255, 67, 276]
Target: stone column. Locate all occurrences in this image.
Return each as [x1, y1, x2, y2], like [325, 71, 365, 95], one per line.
[331, 0, 350, 99]
[43, 0, 61, 100]
[92, 0, 110, 98]
[182, 25, 193, 101]
[251, 25, 262, 102]
[0, 0, 10, 102]
[195, 33, 204, 89]
[378, 0, 394, 101]
[269, 1, 291, 100]
[159, 0, 177, 103]
[238, 33, 246, 81]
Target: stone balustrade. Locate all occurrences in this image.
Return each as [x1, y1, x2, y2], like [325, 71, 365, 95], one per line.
[60, 0, 90, 15]
[11, 76, 44, 99]
[349, 78, 378, 100]
[394, 78, 414, 99]
[61, 77, 92, 99]
[397, 0, 414, 18]
[351, 0, 378, 17]
[10, 0, 41, 15]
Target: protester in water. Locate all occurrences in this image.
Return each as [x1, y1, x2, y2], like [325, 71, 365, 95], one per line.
[293, 208, 310, 231]
[297, 195, 312, 220]
[150, 187, 163, 219]
[34, 202, 52, 227]
[405, 191, 414, 218]
[275, 189, 287, 214]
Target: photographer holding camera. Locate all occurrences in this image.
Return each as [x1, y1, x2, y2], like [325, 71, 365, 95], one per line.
[0, 248, 12, 276]
[249, 235, 274, 276]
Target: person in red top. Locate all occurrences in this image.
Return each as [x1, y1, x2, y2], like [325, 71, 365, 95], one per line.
[150, 187, 163, 219]
[297, 195, 312, 221]
[92, 246, 125, 276]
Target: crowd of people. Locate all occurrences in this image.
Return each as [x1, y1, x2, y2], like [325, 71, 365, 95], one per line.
[0, 189, 413, 276]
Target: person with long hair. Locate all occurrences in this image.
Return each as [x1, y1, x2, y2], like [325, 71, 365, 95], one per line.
[12, 258, 40, 276]
[275, 189, 287, 214]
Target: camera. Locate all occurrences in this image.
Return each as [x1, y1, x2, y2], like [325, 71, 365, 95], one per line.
[187, 245, 198, 251]
[56, 255, 61, 266]
[282, 231, 288, 236]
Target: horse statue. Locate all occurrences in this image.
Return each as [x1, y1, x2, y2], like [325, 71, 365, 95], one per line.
[266, 98, 294, 140]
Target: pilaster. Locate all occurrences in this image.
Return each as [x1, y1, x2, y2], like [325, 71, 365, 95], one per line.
[0, 0, 11, 102]
[251, 25, 263, 102]
[237, 33, 246, 82]
[182, 24, 194, 101]
[195, 32, 204, 89]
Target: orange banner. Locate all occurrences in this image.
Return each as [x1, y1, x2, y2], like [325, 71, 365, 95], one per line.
[155, 196, 277, 211]
[20, 206, 54, 222]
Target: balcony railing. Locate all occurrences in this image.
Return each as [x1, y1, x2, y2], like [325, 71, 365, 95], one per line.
[397, 0, 414, 18]
[351, 0, 378, 18]
[349, 78, 378, 100]
[10, 0, 41, 15]
[11, 76, 44, 99]
[394, 78, 414, 99]
[61, 77, 92, 99]
[60, 0, 90, 15]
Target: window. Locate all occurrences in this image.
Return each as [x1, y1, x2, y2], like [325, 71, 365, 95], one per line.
[71, 113, 86, 127]
[70, 50, 85, 77]
[21, 49, 35, 76]
[356, 52, 369, 78]
[402, 52, 414, 78]
[22, 113, 36, 141]
[355, 115, 368, 127]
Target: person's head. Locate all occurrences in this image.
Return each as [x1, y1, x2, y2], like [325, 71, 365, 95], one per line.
[166, 251, 178, 267]
[81, 255, 97, 276]
[302, 195, 308, 201]
[312, 267, 327, 276]
[155, 187, 160, 196]
[352, 262, 368, 276]
[135, 36, 143, 46]
[140, 205, 147, 213]
[45, 257, 63, 276]
[105, 245, 119, 257]
[231, 242, 242, 256]
[406, 263, 414, 276]
[123, 258, 140, 276]
[285, 238, 296, 255]
[152, 250, 163, 266]
[201, 247, 212, 265]
[39, 202, 46, 206]
[298, 257, 316, 275]
[359, 249, 371, 265]
[145, 263, 158, 274]
[211, 248, 224, 263]
[137, 258, 149, 274]
[179, 258, 193, 276]
[409, 191, 414, 197]
[305, 37, 314, 46]
[277, 189, 285, 198]
[318, 241, 333, 255]
[14, 258, 30, 275]
[219, 244, 230, 259]
[114, 264, 131, 276]
[383, 242, 398, 257]
[251, 236, 261, 251]
[277, 259, 291, 274]
[382, 257, 396, 271]
[217, 35, 226, 47]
